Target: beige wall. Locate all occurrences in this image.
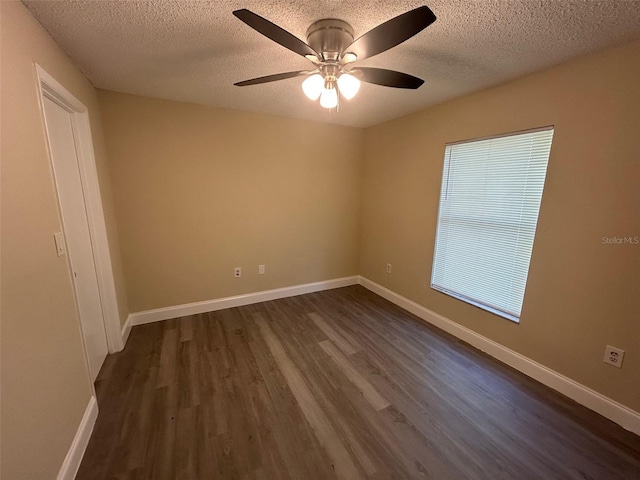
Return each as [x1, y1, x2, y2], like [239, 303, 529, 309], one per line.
[0, 2, 128, 478]
[360, 39, 640, 411]
[98, 91, 364, 313]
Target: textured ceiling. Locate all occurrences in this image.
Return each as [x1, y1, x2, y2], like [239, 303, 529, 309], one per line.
[23, 0, 640, 128]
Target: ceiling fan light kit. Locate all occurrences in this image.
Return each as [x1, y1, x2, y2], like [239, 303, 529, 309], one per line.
[303, 18, 359, 108]
[233, 6, 436, 110]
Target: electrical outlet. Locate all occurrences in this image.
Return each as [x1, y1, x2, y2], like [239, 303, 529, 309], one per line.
[258, 264, 265, 275]
[386, 263, 392, 273]
[603, 345, 624, 368]
[234, 267, 241, 278]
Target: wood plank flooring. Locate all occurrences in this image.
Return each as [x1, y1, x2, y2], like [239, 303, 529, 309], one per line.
[78, 286, 640, 479]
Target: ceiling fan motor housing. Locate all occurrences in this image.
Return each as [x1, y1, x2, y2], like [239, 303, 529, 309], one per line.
[306, 19, 354, 62]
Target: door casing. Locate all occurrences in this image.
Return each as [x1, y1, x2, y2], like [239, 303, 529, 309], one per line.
[35, 64, 124, 367]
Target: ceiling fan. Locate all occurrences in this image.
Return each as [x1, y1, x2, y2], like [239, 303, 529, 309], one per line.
[233, 6, 437, 109]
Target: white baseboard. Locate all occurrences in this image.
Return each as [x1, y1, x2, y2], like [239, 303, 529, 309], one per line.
[128, 276, 360, 327]
[57, 396, 98, 480]
[121, 314, 132, 346]
[359, 276, 640, 436]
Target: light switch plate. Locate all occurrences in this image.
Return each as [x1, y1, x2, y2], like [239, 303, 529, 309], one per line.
[53, 232, 66, 257]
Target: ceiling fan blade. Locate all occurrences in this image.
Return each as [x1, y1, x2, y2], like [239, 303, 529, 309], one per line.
[356, 67, 425, 89]
[234, 70, 312, 86]
[343, 6, 436, 61]
[233, 9, 319, 59]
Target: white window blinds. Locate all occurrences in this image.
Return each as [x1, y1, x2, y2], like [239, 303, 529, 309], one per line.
[431, 127, 554, 321]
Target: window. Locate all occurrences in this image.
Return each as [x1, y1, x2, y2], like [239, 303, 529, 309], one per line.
[431, 127, 554, 322]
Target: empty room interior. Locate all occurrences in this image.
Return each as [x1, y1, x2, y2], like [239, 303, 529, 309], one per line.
[2, 0, 640, 479]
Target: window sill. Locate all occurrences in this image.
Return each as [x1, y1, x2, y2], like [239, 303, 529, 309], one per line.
[430, 285, 520, 324]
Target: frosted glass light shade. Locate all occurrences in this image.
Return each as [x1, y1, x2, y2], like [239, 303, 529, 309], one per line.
[319, 86, 338, 108]
[337, 73, 360, 100]
[302, 74, 324, 100]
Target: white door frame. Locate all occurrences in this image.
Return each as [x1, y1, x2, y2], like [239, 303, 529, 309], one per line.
[35, 64, 124, 354]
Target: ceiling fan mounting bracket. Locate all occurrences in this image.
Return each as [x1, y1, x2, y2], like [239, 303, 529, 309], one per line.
[306, 19, 354, 61]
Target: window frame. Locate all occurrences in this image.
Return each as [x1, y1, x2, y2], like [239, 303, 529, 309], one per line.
[430, 126, 554, 323]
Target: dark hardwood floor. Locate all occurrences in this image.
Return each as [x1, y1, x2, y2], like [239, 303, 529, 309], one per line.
[77, 286, 640, 479]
